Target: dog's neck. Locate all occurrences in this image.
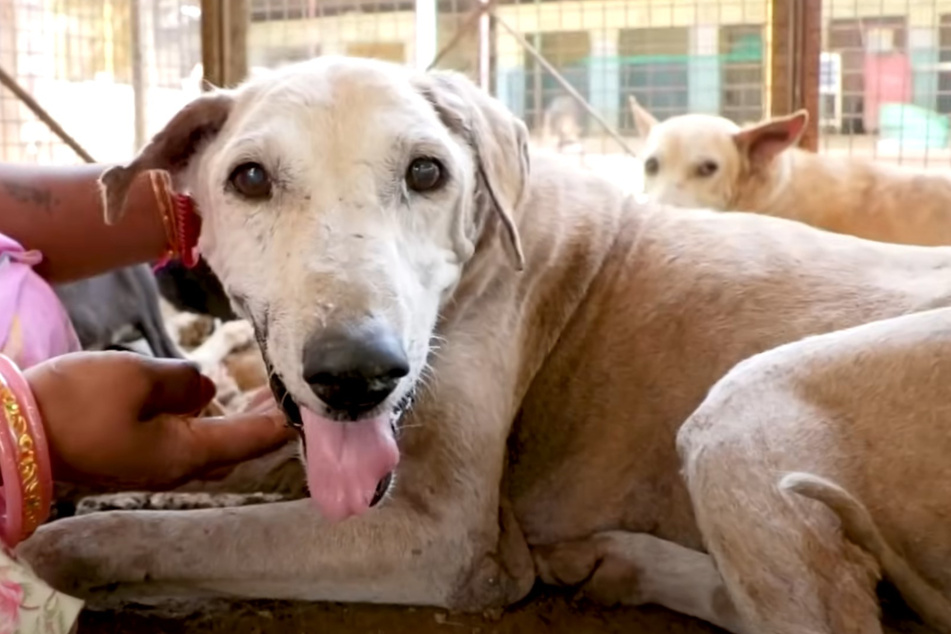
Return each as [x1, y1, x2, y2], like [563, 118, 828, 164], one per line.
[732, 149, 799, 216]
[733, 147, 877, 230]
[436, 153, 631, 421]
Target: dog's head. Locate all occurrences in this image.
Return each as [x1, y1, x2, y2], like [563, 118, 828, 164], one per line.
[99, 56, 530, 522]
[630, 97, 807, 210]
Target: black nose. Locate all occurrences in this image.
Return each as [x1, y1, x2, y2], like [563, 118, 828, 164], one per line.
[302, 321, 409, 414]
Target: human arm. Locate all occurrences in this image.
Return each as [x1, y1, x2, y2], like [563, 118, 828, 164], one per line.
[0, 163, 168, 283]
[23, 351, 293, 490]
[0, 351, 293, 547]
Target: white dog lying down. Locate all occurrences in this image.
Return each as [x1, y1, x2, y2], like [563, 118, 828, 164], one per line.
[630, 97, 951, 247]
[17, 56, 951, 633]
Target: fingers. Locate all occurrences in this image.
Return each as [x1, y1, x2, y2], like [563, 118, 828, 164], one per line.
[181, 411, 296, 477]
[139, 357, 217, 420]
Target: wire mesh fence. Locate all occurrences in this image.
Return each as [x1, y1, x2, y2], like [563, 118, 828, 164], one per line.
[0, 0, 201, 165]
[819, 0, 951, 169]
[7, 1, 951, 173]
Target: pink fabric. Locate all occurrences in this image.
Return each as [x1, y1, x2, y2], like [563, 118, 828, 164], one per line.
[0, 234, 80, 370]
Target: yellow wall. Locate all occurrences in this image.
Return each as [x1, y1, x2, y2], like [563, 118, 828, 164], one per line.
[494, 0, 767, 30]
[248, 0, 951, 69]
[249, 10, 416, 64]
[824, 0, 951, 28]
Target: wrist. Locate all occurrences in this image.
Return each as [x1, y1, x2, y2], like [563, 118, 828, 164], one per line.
[0, 355, 53, 547]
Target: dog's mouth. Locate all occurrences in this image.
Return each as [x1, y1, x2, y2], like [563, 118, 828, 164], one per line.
[267, 364, 415, 522]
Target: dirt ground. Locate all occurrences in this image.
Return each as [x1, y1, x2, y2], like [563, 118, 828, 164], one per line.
[76, 586, 933, 634]
[78, 594, 721, 634]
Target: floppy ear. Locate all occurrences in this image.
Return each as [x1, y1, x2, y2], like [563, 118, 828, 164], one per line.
[100, 91, 235, 225]
[414, 71, 528, 271]
[629, 96, 658, 138]
[733, 109, 808, 168]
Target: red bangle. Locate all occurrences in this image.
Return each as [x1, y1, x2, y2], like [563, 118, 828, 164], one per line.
[0, 354, 53, 547]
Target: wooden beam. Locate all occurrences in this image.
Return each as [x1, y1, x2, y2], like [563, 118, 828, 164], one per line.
[223, 0, 249, 86]
[799, 0, 822, 152]
[768, 0, 821, 151]
[200, 0, 223, 88]
[200, 0, 247, 89]
[130, 0, 147, 151]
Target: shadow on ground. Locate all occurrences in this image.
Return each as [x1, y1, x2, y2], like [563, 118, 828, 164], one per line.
[78, 585, 933, 634]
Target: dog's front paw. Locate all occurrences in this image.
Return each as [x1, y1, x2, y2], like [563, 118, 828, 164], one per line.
[16, 512, 147, 597]
[533, 532, 647, 607]
[215, 319, 255, 352]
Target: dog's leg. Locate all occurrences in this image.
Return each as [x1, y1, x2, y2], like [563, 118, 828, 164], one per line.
[534, 531, 748, 633]
[679, 416, 883, 634]
[17, 496, 525, 609]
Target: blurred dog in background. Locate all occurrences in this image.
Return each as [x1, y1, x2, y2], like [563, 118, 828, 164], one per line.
[542, 95, 584, 152]
[54, 263, 182, 357]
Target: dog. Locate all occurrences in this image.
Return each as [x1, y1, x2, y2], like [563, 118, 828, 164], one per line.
[630, 97, 951, 246]
[542, 95, 583, 152]
[670, 305, 951, 633]
[53, 263, 182, 357]
[18, 56, 951, 633]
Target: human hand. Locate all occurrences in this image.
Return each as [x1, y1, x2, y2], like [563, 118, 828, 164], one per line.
[23, 351, 294, 489]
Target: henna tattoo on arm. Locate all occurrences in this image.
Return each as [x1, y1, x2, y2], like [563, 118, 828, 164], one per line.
[1, 180, 58, 213]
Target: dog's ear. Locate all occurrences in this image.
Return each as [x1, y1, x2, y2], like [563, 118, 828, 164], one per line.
[629, 96, 658, 138]
[414, 71, 527, 271]
[100, 91, 235, 225]
[733, 109, 808, 167]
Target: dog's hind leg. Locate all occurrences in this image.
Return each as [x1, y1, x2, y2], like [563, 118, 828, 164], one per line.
[534, 531, 749, 633]
[783, 472, 951, 633]
[679, 412, 884, 634]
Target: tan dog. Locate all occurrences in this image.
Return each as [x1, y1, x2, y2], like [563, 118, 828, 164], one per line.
[676, 306, 951, 633]
[631, 96, 951, 246]
[18, 57, 951, 633]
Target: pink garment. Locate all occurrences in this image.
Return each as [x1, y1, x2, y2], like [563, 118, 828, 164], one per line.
[0, 234, 80, 370]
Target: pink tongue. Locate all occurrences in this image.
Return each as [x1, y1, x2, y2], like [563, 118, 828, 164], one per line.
[301, 408, 400, 523]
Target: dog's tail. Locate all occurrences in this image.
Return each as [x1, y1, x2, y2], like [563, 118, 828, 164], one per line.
[780, 472, 951, 633]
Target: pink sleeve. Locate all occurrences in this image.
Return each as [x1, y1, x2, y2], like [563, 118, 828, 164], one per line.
[0, 233, 80, 369]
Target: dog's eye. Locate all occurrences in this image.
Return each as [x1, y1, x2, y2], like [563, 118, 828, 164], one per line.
[406, 158, 444, 192]
[696, 160, 719, 177]
[644, 157, 659, 176]
[229, 163, 272, 199]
